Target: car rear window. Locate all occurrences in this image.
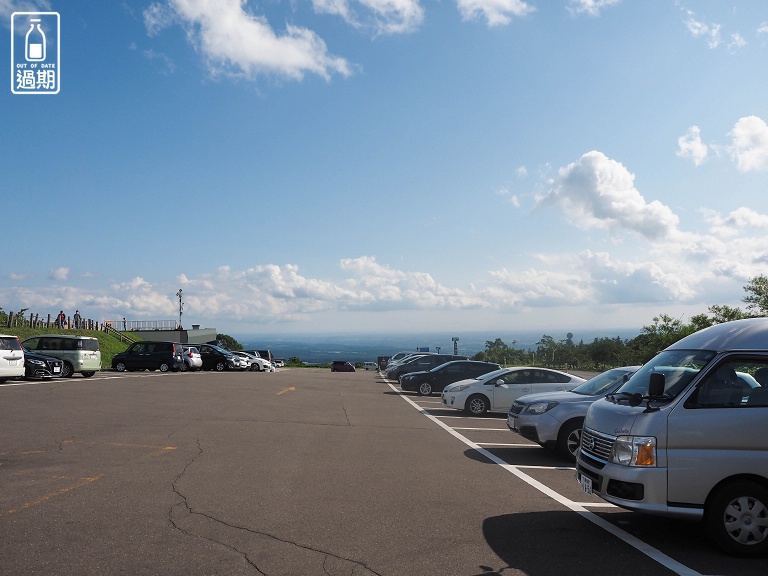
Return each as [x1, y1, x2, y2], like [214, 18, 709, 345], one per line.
[0, 337, 21, 350]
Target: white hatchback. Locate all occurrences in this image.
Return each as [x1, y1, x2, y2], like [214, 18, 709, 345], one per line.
[0, 334, 25, 382]
[441, 367, 586, 416]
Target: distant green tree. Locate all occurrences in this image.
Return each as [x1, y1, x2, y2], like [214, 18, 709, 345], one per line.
[472, 338, 521, 366]
[287, 356, 302, 366]
[743, 275, 768, 316]
[215, 334, 243, 351]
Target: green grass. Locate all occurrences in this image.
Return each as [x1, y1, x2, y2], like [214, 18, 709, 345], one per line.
[3, 327, 141, 369]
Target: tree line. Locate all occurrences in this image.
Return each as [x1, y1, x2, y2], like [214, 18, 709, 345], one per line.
[471, 275, 768, 371]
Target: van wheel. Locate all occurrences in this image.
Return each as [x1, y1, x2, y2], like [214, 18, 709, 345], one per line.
[115, 362, 127, 373]
[61, 363, 74, 378]
[158, 362, 171, 373]
[465, 395, 489, 416]
[417, 382, 433, 396]
[180, 362, 188, 372]
[706, 480, 768, 557]
[81, 371, 95, 378]
[557, 419, 584, 461]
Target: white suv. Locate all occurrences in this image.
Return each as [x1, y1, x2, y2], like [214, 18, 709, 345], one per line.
[0, 334, 25, 382]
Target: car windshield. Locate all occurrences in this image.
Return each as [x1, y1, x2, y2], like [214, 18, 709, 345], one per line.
[614, 349, 716, 399]
[570, 368, 637, 396]
[474, 368, 509, 381]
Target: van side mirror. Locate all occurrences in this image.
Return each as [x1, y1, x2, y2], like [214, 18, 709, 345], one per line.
[649, 373, 665, 397]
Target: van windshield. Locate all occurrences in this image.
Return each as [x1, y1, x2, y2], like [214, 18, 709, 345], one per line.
[615, 349, 716, 399]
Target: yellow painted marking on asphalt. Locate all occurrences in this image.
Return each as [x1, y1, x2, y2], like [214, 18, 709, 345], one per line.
[1, 474, 105, 516]
[276, 386, 296, 395]
[63, 439, 176, 451]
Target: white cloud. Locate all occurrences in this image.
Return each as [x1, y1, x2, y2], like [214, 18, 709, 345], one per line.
[536, 150, 680, 240]
[703, 207, 768, 238]
[312, 0, 424, 35]
[567, 0, 621, 17]
[49, 267, 69, 281]
[456, 0, 535, 27]
[677, 125, 708, 166]
[144, 0, 352, 81]
[728, 115, 768, 172]
[684, 10, 722, 49]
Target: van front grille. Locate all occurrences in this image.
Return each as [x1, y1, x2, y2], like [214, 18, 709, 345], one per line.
[580, 427, 614, 462]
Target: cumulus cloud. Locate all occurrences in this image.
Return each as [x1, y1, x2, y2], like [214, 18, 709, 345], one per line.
[312, 0, 424, 35]
[728, 116, 768, 172]
[456, 0, 535, 27]
[677, 125, 708, 166]
[567, 0, 621, 17]
[143, 0, 351, 81]
[536, 151, 680, 240]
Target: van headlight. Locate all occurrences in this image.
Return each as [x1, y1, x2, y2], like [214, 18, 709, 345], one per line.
[523, 401, 559, 414]
[611, 436, 656, 466]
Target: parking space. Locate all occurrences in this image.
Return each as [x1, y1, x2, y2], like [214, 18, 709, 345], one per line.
[386, 377, 767, 576]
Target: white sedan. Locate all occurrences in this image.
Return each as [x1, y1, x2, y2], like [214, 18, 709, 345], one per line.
[441, 367, 586, 416]
[232, 351, 274, 372]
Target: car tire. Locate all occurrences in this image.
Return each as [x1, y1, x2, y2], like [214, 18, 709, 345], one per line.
[115, 362, 127, 372]
[465, 394, 489, 416]
[180, 362, 188, 372]
[706, 480, 768, 557]
[417, 382, 433, 396]
[215, 361, 226, 371]
[81, 371, 95, 378]
[61, 362, 74, 378]
[557, 419, 584, 461]
[159, 362, 171, 373]
[251, 364, 261, 372]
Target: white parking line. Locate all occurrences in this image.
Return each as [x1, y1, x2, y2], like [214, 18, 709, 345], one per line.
[453, 427, 509, 431]
[386, 380, 702, 576]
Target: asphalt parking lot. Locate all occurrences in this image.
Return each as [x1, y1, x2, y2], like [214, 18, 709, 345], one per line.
[1, 368, 765, 575]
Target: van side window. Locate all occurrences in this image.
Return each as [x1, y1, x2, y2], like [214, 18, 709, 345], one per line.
[688, 359, 768, 408]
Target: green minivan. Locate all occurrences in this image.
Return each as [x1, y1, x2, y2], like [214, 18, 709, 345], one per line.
[22, 335, 101, 378]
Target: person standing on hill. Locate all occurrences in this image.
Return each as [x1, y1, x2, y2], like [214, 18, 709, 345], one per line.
[57, 310, 66, 328]
[73, 310, 81, 329]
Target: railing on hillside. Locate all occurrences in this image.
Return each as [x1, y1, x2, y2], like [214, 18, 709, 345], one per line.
[4, 311, 136, 343]
[106, 319, 179, 332]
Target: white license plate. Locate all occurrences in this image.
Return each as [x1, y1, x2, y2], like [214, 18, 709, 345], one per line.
[508, 415, 518, 430]
[579, 473, 593, 495]
[53, 366, 61, 373]
[9, 359, 18, 366]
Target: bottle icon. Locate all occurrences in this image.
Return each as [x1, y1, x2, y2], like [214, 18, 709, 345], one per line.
[25, 18, 46, 62]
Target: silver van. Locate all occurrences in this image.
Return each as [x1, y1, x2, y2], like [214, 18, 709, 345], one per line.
[576, 318, 768, 557]
[22, 335, 101, 378]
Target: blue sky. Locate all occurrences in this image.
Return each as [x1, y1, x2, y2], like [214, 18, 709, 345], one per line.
[2, 0, 768, 336]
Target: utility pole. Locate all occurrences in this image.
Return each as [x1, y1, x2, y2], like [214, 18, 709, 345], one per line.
[176, 289, 183, 330]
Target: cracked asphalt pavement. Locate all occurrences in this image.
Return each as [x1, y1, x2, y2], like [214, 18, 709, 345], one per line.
[4, 367, 508, 575]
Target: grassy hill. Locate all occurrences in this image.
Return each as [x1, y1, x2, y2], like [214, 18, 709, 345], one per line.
[3, 327, 141, 369]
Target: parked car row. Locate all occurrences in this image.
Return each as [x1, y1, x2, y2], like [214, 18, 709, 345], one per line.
[112, 341, 275, 373]
[0, 333, 277, 381]
[0, 334, 101, 381]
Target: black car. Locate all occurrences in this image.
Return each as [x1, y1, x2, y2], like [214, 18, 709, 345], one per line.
[22, 347, 64, 379]
[386, 354, 468, 382]
[399, 360, 501, 396]
[331, 361, 355, 372]
[112, 341, 185, 373]
[197, 344, 240, 371]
